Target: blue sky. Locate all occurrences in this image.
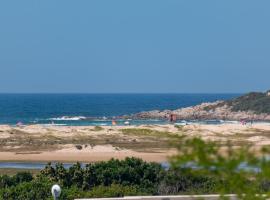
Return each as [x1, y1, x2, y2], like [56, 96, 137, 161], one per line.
[0, 1, 269, 93]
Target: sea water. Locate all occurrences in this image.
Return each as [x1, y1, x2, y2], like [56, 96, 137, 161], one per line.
[0, 94, 240, 126]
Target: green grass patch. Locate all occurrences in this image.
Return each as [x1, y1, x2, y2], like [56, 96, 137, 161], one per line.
[92, 126, 104, 131]
[0, 168, 40, 176]
[121, 128, 182, 140]
[174, 125, 184, 131]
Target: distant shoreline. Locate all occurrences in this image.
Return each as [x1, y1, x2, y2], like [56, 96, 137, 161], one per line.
[0, 151, 172, 163]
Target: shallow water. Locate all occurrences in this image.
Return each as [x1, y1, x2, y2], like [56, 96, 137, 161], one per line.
[0, 162, 168, 170]
[0, 161, 260, 173]
[0, 162, 83, 170]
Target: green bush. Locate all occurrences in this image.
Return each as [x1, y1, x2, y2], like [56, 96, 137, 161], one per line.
[171, 137, 270, 199]
[0, 178, 51, 200]
[3, 139, 270, 199]
[0, 172, 33, 188]
[40, 157, 163, 192]
[205, 91, 270, 114]
[93, 126, 104, 131]
[86, 184, 145, 198]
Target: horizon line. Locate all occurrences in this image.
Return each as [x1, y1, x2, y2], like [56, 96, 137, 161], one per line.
[0, 92, 244, 95]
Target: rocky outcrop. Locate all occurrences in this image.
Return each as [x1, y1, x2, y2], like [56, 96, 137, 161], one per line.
[130, 101, 270, 121]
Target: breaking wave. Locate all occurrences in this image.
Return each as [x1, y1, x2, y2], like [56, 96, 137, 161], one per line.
[49, 116, 87, 121]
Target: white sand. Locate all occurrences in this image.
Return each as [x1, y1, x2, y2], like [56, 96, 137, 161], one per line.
[0, 123, 270, 162]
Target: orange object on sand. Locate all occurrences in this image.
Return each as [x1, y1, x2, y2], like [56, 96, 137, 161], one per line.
[112, 120, 117, 126]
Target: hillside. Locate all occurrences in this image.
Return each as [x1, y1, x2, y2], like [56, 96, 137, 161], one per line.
[205, 91, 270, 114]
[131, 91, 270, 121]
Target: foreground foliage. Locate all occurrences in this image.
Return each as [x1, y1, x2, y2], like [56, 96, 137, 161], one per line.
[1, 138, 270, 199]
[0, 158, 162, 200]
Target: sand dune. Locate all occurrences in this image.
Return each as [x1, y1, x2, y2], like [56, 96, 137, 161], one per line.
[0, 123, 269, 162]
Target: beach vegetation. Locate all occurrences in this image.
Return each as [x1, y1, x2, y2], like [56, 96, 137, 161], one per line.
[75, 145, 83, 150]
[0, 127, 183, 153]
[92, 126, 104, 131]
[121, 128, 182, 140]
[120, 128, 183, 151]
[0, 169, 39, 176]
[174, 125, 185, 131]
[2, 138, 270, 199]
[229, 92, 270, 114]
[204, 91, 270, 114]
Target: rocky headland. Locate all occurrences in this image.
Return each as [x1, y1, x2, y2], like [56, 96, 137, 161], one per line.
[129, 91, 270, 121]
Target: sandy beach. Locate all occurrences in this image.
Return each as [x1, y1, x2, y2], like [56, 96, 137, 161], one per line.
[0, 149, 173, 163]
[0, 123, 270, 163]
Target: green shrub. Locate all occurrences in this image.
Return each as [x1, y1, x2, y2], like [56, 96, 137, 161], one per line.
[205, 91, 270, 114]
[0, 178, 51, 200]
[93, 126, 104, 131]
[3, 138, 270, 199]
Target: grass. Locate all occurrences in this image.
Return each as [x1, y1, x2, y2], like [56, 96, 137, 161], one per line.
[0, 128, 178, 153]
[92, 126, 104, 131]
[121, 128, 182, 139]
[0, 126, 199, 153]
[174, 125, 185, 131]
[209, 128, 270, 146]
[1, 125, 269, 156]
[0, 168, 40, 176]
[2, 125, 269, 153]
[120, 128, 183, 151]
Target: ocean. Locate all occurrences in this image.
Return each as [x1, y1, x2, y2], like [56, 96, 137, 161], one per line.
[0, 94, 240, 126]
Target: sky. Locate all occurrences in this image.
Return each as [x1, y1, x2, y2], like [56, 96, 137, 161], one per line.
[0, 1, 269, 93]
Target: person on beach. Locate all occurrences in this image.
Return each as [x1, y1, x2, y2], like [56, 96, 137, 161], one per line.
[169, 114, 176, 122]
[112, 120, 117, 126]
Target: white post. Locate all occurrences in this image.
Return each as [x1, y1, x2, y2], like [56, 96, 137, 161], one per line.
[51, 184, 61, 200]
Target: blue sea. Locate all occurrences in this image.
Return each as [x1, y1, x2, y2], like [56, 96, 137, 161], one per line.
[0, 94, 240, 126]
